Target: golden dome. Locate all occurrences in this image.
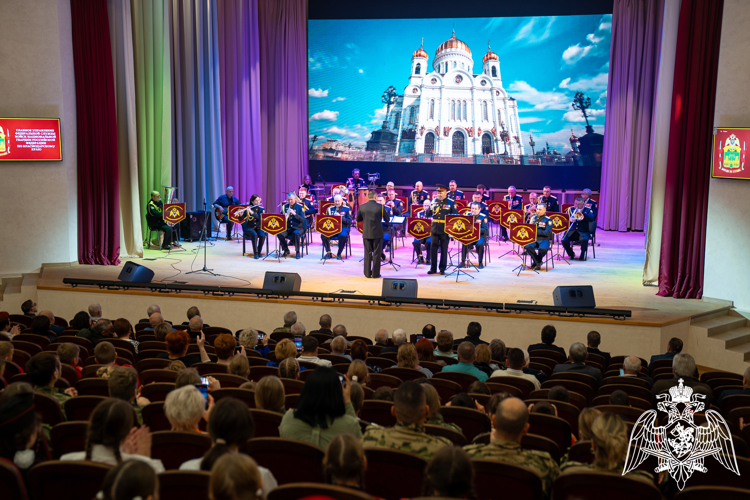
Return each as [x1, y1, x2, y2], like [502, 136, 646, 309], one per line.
[412, 44, 428, 59]
[435, 30, 471, 56]
[483, 43, 498, 64]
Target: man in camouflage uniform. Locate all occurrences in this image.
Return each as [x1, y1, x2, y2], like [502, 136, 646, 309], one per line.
[26, 352, 78, 421]
[362, 381, 452, 460]
[464, 397, 559, 497]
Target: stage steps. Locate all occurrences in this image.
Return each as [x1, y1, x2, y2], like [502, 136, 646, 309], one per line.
[691, 309, 750, 371]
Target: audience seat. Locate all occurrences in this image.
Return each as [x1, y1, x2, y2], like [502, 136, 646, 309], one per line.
[203, 373, 247, 389]
[296, 360, 320, 370]
[529, 357, 556, 374]
[192, 362, 229, 376]
[471, 431, 490, 444]
[284, 393, 299, 409]
[541, 379, 594, 404]
[439, 407, 491, 443]
[11, 350, 31, 369]
[550, 372, 599, 389]
[601, 376, 651, 389]
[245, 437, 324, 485]
[727, 407, 750, 433]
[9, 315, 33, 328]
[364, 448, 426, 499]
[139, 341, 167, 351]
[524, 399, 580, 436]
[12, 373, 68, 390]
[59, 364, 80, 387]
[592, 405, 644, 423]
[381, 367, 427, 381]
[586, 352, 606, 368]
[529, 389, 587, 410]
[732, 434, 749, 458]
[472, 459, 545, 500]
[426, 378, 463, 403]
[436, 355, 458, 366]
[280, 378, 305, 395]
[552, 470, 661, 500]
[674, 486, 750, 500]
[137, 350, 170, 363]
[248, 408, 282, 437]
[0, 457, 29, 500]
[484, 382, 523, 399]
[33, 391, 65, 426]
[679, 454, 750, 489]
[249, 366, 280, 382]
[487, 376, 536, 399]
[597, 384, 652, 403]
[299, 369, 314, 382]
[359, 400, 397, 427]
[527, 413, 571, 456]
[653, 372, 675, 383]
[2, 361, 21, 379]
[151, 431, 212, 470]
[248, 356, 271, 367]
[140, 369, 179, 385]
[27, 461, 112, 500]
[365, 357, 396, 370]
[700, 371, 744, 383]
[12, 340, 43, 357]
[423, 423, 467, 446]
[211, 388, 256, 408]
[158, 470, 211, 500]
[647, 358, 673, 373]
[50, 421, 89, 460]
[81, 364, 107, 378]
[137, 358, 171, 372]
[270, 331, 293, 342]
[433, 372, 479, 393]
[267, 483, 375, 500]
[591, 394, 651, 412]
[418, 360, 443, 374]
[332, 363, 352, 375]
[52, 336, 93, 351]
[13, 334, 50, 349]
[609, 355, 647, 368]
[141, 402, 172, 432]
[310, 333, 333, 345]
[528, 361, 552, 375]
[379, 352, 399, 363]
[75, 378, 111, 397]
[530, 349, 566, 364]
[134, 333, 157, 343]
[368, 373, 402, 390]
[567, 439, 595, 464]
[140, 382, 175, 403]
[347, 336, 373, 346]
[521, 433, 561, 463]
[204, 326, 232, 336]
[63, 396, 106, 422]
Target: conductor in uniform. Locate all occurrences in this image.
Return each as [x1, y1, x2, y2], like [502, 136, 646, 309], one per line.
[146, 191, 174, 250]
[213, 186, 240, 240]
[426, 184, 457, 275]
[356, 191, 386, 278]
[525, 204, 554, 271]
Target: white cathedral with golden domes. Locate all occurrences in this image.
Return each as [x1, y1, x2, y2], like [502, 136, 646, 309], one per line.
[387, 31, 524, 157]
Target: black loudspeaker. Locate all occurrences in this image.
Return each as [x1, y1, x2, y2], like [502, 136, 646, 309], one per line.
[118, 262, 155, 283]
[180, 211, 207, 241]
[263, 272, 301, 293]
[553, 285, 596, 308]
[382, 278, 418, 299]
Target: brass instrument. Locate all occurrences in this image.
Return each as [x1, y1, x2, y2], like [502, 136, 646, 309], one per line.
[163, 185, 178, 226]
[412, 191, 418, 205]
[572, 208, 584, 221]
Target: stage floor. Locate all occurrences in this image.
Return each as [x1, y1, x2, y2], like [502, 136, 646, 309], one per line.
[38, 229, 721, 326]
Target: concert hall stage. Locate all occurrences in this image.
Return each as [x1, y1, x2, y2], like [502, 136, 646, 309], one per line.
[33, 230, 733, 371]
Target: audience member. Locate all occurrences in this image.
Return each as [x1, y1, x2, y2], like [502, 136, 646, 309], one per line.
[454, 321, 488, 346]
[77, 319, 114, 345]
[70, 311, 92, 331]
[622, 356, 653, 385]
[239, 381, 256, 391]
[586, 331, 611, 367]
[26, 352, 78, 416]
[449, 393, 479, 411]
[424, 446, 476, 499]
[560, 413, 654, 485]
[474, 345, 500, 376]
[60, 398, 164, 471]
[0, 341, 17, 374]
[372, 386, 394, 402]
[485, 393, 512, 429]
[441, 342, 488, 382]
[255, 376, 286, 414]
[31, 315, 54, 342]
[380, 329, 406, 354]
[88, 303, 103, 322]
[113, 318, 139, 353]
[374, 329, 389, 347]
[215, 334, 240, 365]
[323, 433, 369, 491]
[415, 338, 443, 366]
[0, 313, 21, 340]
[331, 336, 352, 360]
[422, 324, 437, 340]
[434, 330, 457, 359]
[144, 312, 163, 331]
[548, 385, 570, 404]
[331, 324, 351, 346]
[0, 389, 45, 480]
[398, 344, 433, 378]
[350, 382, 365, 417]
[469, 381, 490, 395]
[522, 348, 548, 384]
[175, 368, 220, 392]
[552, 343, 602, 386]
[98, 460, 159, 500]
[108, 366, 149, 425]
[21, 300, 37, 317]
[651, 353, 712, 400]
[157, 330, 210, 367]
[166, 360, 186, 372]
[529, 401, 557, 417]
[266, 339, 298, 367]
[280, 367, 361, 447]
[57, 343, 82, 379]
[179, 397, 278, 496]
[527, 325, 566, 357]
[648, 337, 684, 371]
[186, 316, 203, 339]
[350, 339, 381, 373]
[491, 348, 541, 390]
[209, 454, 264, 500]
[182, 306, 209, 328]
[362, 380, 452, 459]
[279, 357, 300, 380]
[154, 322, 172, 342]
[164, 384, 212, 432]
[717, 366, 750, 406]
[489, 339, 507, 367]
[609, 390, 630, 406]
[421, 382, 462, 432]
[139, 304, 161, 323]
[238, 327, 270, 358]
[577, 407, 601, 441]
[272, 311, 297, 334]
[94, 342, 118, 366]
[96, 365, 118, 379]
[228, 354, 250, 378]
[291, 322, 307, 339]
[298, 336, 332, 366]
[347, 359, 370, 386]
[310, 314, 333, 336]
[39, 310, 64, 337]
[463, 397, 560, 496]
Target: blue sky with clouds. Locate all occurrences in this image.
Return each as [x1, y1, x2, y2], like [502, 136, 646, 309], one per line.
[308, 14, 612, 153]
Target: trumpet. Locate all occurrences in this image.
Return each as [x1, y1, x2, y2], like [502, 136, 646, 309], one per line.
[573, 210, 584, 221]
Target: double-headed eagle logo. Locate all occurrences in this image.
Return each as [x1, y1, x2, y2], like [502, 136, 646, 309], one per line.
[452, 220, 466, 232]
[267, 218, 280, 229]
[415, 222, 425, 232]
[624, 379, 740, 490]
[517, 228, 530, 240]
[322, 219, 335, 231]
[168, 208, 180, 218]
[507, 214, 519, 224]
[553, 217, 562, 227]
[491, 205, 501, 214]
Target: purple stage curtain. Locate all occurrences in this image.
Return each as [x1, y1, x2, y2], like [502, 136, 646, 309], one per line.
[70, 0, 121, 265]
[599, 0, 664, 232]
[258, 0, 307, 210]
[218, 0, 263, 203]
[657, 0, 725, 299]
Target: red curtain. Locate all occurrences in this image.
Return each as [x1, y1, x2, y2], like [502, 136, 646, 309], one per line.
[657, 0, 724, 299]
[70, 0, 121, 265]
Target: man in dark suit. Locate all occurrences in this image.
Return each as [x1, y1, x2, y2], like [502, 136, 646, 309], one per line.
[527, 325, 567, 358]
[716, 366, 750, 406]
[453, 321, 489, 346]
[552, 342, 602, 386]
[622, 356, 654, 386]
[356, 191, 386, 278]
[586, 331, 611, 368]
[651, 353, 712, 402]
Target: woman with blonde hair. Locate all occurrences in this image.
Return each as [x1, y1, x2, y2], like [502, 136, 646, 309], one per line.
[577, 407, 601, 441]
[164, 385, 212, 433]
[238, 327, 271, 358]
[266, 338, 296, 367]
[228, 354, 250, 378]
[278, 356, 300, 380]
[254, 375, 286, 414]
[397, 344, 432, 378]
[473, 344, 498, 378]
[209, 453, 264, 500]
[422, 382, 462, 432]
[560, 412, 655, 485]
[346, 359, 370, 386]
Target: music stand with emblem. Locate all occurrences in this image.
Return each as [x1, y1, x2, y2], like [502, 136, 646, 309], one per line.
[509, 223, 538, 275]
[315, 214, 342, 264]
[227, 205, 249, 243]
[407, 216, 432, 268]
[498, 210, 525, 259]
[163, 202, 186, 252]
[260, 214, 287, 263]
[445, 215, 480, 282]
[624, 379, 740, 491]
[546, 211, 571, 265]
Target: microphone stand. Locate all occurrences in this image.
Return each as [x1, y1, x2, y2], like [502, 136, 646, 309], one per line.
[186, 198, 220, 276]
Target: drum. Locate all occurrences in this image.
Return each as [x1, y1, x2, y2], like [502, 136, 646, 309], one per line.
[357, 188, 369, 207]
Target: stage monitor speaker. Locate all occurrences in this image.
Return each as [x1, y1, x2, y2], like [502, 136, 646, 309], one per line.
[180, 211, 207, 242]
[382, 278, 418, 299]
[553, 285, 596, 308]
[263, 272, 301, 293]
[118, 262, 154, 283]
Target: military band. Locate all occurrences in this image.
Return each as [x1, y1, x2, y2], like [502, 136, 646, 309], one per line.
[147, 180, 598, 274]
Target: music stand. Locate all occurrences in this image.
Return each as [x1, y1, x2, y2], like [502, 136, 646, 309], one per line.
[406, 216, 431, 268]
[260, 214, 287, 263]
[444, 216, 479, 282]
[547, 212, 571, 264]
[381, 215, 403, 271]
[508, 223, 539, 276]
[317, 214, 343, 265]
[497, 210, 525, 260]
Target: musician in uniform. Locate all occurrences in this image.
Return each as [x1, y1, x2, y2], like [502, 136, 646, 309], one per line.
[321, 195, 351, 261]
[581, 188, 598, 218]
[539, 186, 559, 213]
[471, 191, 489, 216]
[502, 185, 524, 241]
[447, 180, 464, 201]
[146, 191, 174, 250]
[410, 181, 429, 205]
[327, 187, 342, 202]
[412, 199, 432, 265]
[385, 181, 396, 193]
[426, 184, 457, 275]
[301, 175, 316, 200]
[346, 168, 367, 192]
[297, 186, 317, 228]
[460, 202, 489, 269]
[476, 184, 491, 203]
[213, 186, 241, 240]
[524, 193, 539, 223]
[239, 194, 266, 259]
[525, 204, 554, 271]
[561, 197, 595, 261]
[279, 192, 307, 259]
[384, 189, 404, 215]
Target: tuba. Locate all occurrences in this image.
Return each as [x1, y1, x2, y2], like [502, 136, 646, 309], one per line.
[162, 186, 178, 226]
